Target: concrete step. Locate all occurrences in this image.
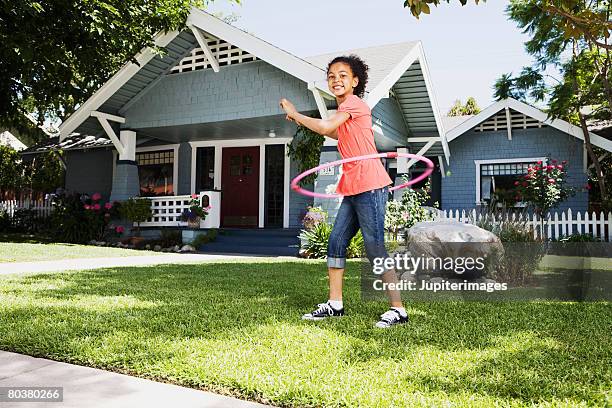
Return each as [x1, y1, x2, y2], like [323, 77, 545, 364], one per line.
[198, 242, 299, 257]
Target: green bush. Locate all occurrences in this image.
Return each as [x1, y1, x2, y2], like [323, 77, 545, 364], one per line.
[146, 229, 183, 248]
[299, 222, 365, 259]
[45, 192, 122, 244]
[0, 208, 10, 232]
[190, 229, 218, 248]
[475, 208, 545, 284]
[555, 233, 601, 242]
[118, 198, 152, 236]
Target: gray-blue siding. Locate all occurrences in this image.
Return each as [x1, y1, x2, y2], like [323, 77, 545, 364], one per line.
[64, 148, 114, 201]
[441, 126, 588, 212]
[122, 61, 318, 129]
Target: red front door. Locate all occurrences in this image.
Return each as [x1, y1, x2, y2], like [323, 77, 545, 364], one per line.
[221, 146, 260, 227]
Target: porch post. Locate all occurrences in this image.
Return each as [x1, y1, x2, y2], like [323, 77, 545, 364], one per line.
[110, 130, 140, 201]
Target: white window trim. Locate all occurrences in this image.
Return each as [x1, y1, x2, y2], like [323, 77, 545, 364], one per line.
[190, 137, 293, 228]
[112, 143, 180, 196]
[474, 157, 547, 205]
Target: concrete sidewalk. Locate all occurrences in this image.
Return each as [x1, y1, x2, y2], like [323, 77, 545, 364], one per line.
[0, 253, 294, 275]
[0, 351, 274, 408]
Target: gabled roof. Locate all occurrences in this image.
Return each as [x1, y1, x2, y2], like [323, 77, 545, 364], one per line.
[20, 135, 114, 155]
[446, 98, 612, 153]
[58, 8, 447, 162]
[306, 42, 449, 160]
[59, 8, 330, 141]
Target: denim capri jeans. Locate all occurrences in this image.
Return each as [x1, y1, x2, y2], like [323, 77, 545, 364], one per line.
[327, 186, 391, 271]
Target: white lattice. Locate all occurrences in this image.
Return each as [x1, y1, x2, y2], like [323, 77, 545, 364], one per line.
[475, 109, 544, 132]
[169, 36, 258, 74]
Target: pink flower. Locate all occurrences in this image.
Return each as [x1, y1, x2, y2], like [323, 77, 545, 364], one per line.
[514, 181, 520, 186]
[556, 165, 563, 170]
[104, 202, 112, 210]
[84, 204, 91, 210]
[552, 159, 557, 164]
[92, 192, 101, 201]
[93, 204, 101, 210]
[548, 178, 555, 184]
[191, 194, 199, 199]
[537, 160, 542, 165]
[562, 160, 568, 165]
[585, 183, 592, 190]
[115, 226, 125, 234]
[205, 206, 212, 211]
[534, 166, 540, 171]
[522, 181, 528, 187]
[401, 212, 410, 221]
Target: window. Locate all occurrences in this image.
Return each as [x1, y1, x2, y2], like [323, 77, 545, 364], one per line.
[195, 147, 215, 191]
[136, 150, 174, 197]
[477, 159, 545, 206]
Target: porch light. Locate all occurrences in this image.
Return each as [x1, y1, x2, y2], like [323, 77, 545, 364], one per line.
[268, 129, 276, 138]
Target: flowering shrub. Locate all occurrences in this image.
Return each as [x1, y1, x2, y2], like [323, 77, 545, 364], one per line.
[45, 192, 122, 243]
[180, 194, 211, 222]
[513, 159, 575, 216]
[385, 178, 437, 241]
[302, 206, 327, 230]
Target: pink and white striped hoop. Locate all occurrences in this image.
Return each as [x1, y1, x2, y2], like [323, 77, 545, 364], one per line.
[291, 152, 435, 199]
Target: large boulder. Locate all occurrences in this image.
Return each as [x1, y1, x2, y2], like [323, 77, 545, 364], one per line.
[405, 220, 503, 278]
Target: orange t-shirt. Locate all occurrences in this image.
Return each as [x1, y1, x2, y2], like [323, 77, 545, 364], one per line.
[335, 94, 392, 196]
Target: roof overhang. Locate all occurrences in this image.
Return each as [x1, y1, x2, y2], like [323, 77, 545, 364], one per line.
[366, 42, 449, 163]
[59, 7, 332, 142]
[446, 98, 612, 153]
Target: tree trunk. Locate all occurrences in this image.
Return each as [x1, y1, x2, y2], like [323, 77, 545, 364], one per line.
[578, 112, 608, 203]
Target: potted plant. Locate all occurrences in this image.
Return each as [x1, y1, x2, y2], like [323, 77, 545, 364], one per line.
[118, 197, 152, 245]
[181, 194, 211, 229]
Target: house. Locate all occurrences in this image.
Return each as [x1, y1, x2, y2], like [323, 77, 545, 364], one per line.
[22, 7, 611, 230]
[441, 98, 612, 213]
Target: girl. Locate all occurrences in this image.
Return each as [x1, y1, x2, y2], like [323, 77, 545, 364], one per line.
[280, 55, 407, 328]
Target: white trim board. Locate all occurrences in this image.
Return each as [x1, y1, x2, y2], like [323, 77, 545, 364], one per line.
[189, 137, 293, 228]
[59, 30, 179, 140]
[474, 157, 546, 205]
[446, 98, 612, 154]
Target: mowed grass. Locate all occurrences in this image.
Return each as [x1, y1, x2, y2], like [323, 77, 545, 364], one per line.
[0, 241, 161, 263]
[0, 261, 610, 407]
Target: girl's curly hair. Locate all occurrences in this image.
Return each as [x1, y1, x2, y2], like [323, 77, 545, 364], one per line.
[326, 54, 369, 98]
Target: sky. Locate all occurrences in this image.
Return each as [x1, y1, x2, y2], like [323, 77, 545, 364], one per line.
[205, 0, 536, 115]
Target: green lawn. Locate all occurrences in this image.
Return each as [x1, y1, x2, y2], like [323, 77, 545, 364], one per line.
[0, 236, 162, 263]
[0, 261, 610, 407]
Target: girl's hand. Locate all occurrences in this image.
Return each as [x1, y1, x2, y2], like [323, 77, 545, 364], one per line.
[279, 98, 297, 119]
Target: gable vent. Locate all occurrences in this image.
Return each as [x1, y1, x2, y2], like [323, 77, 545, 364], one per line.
[475, 109, 545, 132]
[169, 37, 258, 74]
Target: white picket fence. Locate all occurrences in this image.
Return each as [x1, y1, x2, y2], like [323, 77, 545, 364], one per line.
[0, 198, 54, 218]
[428, 208, 612, 242]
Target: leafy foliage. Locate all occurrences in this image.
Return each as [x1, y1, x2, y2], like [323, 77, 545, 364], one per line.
[286, 124, 325, 186]
[1, 0, 231, 137]
[0, 145, 23, 197]
[403, 0, 484, 18]
[45, 192, 122, 243]
[118, 197, 152, 236]
[493, 0, 611, 206]
[385, 178, 437, 241]
[299, 211, 365, 259]
[514, 159, 575, 215]
[447, 97, 481, 116]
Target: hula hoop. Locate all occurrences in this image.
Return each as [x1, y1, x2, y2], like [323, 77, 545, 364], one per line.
[291, 152, 435, 199]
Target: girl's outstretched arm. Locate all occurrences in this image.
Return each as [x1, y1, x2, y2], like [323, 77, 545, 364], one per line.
[280, 98, 349, 140]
